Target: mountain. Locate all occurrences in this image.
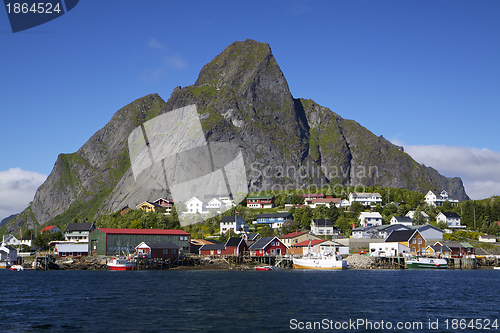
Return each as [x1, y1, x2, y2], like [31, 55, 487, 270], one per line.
[1, 214, 18, 228]
[6, 39, 468, 232]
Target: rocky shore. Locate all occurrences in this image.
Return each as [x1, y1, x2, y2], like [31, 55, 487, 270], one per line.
[19, 254, 401, 270]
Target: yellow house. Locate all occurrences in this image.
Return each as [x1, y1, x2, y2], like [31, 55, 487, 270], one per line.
[136, 201, 162, 212]
[385, 230, 426, 256]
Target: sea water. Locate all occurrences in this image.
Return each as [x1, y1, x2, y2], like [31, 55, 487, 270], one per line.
[1, 269, 499, 332]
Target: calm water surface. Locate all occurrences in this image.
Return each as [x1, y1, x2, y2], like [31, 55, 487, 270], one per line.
[1, 269, 499, 332]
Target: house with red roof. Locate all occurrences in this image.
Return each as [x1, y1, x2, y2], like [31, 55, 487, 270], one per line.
[88, 228, 190, 256]
[308, 197, 341, 209]
[279, 231, 320, 249]
[39, 225, 63, 234]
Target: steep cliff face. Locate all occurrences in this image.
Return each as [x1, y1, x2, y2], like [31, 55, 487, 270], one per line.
[11, 94, 166, 231]
[8, 39, 468, 232]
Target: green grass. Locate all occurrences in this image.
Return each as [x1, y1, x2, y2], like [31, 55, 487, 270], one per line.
[189, 85, 217, 98]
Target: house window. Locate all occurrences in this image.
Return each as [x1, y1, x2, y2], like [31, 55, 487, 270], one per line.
[412, 239, 417, 244]
[418, 239, 422, 244]
[412, 247, 416, 252]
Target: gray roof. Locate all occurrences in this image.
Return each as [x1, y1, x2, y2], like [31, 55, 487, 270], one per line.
[248, 237, 277, 250]
[392, 216, 413, 223]
[199, 243, 225, 251]
[441, 212, 461, 218]
[376, 224, 410, 231]
[312, 219, 334, 227]
[409, 224, 444, 233]
[220, 216, 246, 223]
[64, 223, 95, 232]
[385, 230, 417, 242]
[429, 245, 451, 252]
[244, 233, 259, 241]
[55, 243, 88, 252]
[435, 241, 464, 248]
[225, 237, 244, 247]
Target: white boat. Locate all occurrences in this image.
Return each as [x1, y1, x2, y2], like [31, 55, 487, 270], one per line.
[107, 257, 136, 271]
[493, 266, 500, 270]
[10, 264, 24, 271]
[406, 257, 448, 269]
[293, 252, 348, 270]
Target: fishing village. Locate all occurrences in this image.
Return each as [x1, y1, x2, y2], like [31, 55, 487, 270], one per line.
[2, 189, 500, 272]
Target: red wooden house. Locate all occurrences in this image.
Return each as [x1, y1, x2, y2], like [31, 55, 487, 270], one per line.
[198, 242, 226, 256]
[222, 237, 249, 256]
[246, 195, 275, 209]
[249, 236, 287, 256]
[434, 241, 474, 257]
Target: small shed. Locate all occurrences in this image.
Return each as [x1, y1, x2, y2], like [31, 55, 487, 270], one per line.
[135, 241, 179, 259]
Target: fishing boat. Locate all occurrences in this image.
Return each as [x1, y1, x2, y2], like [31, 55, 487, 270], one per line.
[0, 261, 11, 269]
[406, 257, 448, 269]
[255, 265, 284, 271]
[293, 252, 348, 270]
[107, 257, 137, 271]
[255, 266, 273, 271]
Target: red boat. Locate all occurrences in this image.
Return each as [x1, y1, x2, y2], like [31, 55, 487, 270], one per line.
[107, 257, 137, 271]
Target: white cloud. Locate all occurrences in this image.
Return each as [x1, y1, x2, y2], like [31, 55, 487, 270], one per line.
[0, 168, 46, 222]
[148, 38, 165, 50]
[400, 145, 500, 200]
[163, 54, 187, 70]
[138, 40, 187, 82]
[138, 67, 168, 83]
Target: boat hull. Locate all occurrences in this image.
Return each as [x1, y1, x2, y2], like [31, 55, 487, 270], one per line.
[293, 258, 348, 270]
[406, 258, 447, 269]
[108, 265, 136, 271]
[255, 266, 272, 271]
[107, 258, 136, 271]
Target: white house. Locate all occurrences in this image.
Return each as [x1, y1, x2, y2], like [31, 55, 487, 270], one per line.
[218, 197, 235, 207]
[184, 197, 207, 214]
[219, 216, 248, 234]
[303, 240, 349, 256]
[425, 190, 459, 207]
[207, 198, 224, 210]
[406, 210, 430, 223]
[369, 242, 410, 257]
[310, 219, 340, 237]
[308, 198, 341, 209]
[436, 212, 464, 229]
[352, 226, 380, 239]
[390, 216, 413, 227]
[478, 235, 496, 243]
[349, 192, 382, 206]
[2, 235, 20, 247]
[0, 245, 18, 262]
[358, 212, 383, 227]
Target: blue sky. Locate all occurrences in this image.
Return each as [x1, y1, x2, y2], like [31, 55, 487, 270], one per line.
[1, 1, 500, 220]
